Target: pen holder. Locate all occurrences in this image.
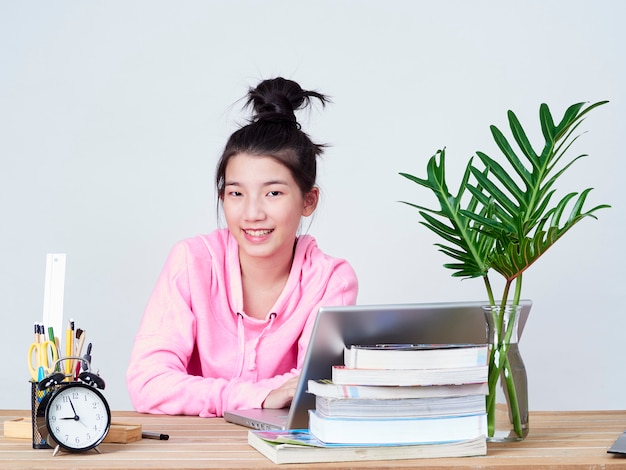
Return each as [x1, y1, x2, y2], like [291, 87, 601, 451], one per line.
[30, 356, 85, 449]
[30, 380, 57, 449]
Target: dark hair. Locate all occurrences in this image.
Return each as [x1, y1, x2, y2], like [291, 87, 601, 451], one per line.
[216, 77, 329, 199]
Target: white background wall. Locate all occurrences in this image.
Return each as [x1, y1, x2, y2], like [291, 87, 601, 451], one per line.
[1, 1, 624, 412]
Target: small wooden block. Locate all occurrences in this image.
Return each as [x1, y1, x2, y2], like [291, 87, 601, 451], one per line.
[3, 418, 31, 439]
[106, 422, 143, 443]
[2, 418, 142, 444]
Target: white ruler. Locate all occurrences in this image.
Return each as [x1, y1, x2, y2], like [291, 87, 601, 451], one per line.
[42, 253, 66, 343]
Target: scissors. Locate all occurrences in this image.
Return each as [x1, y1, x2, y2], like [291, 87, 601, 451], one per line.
[28, 335, 59, 381]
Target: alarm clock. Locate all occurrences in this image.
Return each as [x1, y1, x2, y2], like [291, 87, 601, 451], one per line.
[36, 372, 111, 456]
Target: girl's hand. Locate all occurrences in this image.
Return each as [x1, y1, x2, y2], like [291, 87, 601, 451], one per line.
[262, 376, 299, 409]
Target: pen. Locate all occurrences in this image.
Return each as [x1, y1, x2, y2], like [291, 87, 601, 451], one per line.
[39, 323, 50, 368]
[84, 342, 92, 370]
[34, 323, 45, 382]
[142, 431, 169, 440]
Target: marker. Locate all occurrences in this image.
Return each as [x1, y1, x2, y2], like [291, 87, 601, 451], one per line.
[47, 326, 55, 343]
[142, 431, 169, 440]
[47, 326, 59, 371]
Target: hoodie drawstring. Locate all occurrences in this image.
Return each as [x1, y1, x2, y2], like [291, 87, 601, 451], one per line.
[247, 312, 276, 371]
[232, 313, 246, 378]
[233, 312, 277, 377]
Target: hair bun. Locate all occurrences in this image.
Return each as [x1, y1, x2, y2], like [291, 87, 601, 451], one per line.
[246, 77, 328, 125]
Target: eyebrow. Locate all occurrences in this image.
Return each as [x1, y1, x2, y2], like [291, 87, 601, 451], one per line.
[224, 179, 290, 187]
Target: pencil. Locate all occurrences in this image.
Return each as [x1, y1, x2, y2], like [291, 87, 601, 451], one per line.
[74, 329, 86, 378]
[65, 320, 74, 379]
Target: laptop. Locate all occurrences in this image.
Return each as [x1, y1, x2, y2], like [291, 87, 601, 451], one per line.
[223, 299, 532, 430]
[608, 431, 626, 455]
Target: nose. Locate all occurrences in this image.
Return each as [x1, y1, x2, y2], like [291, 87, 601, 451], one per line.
[243, 195, 266, 221]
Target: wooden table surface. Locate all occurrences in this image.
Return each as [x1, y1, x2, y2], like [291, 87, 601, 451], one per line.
[2, 409, 626, 469]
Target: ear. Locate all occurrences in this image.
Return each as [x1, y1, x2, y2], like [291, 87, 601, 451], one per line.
[302, 187, 319, 217]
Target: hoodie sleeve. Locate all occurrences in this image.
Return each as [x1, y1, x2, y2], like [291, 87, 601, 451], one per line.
[125, 241, 269, 417]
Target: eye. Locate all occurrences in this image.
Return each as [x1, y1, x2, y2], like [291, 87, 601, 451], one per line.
[267, 190, 282, 197]
[228, 191, 243, 197]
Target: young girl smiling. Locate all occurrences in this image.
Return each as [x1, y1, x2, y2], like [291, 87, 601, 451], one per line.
[126, 77, 358, 417]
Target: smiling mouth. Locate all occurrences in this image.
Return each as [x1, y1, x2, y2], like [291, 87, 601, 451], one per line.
[244, 229, 274, 237]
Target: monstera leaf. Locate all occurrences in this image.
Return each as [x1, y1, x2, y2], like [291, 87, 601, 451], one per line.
[400, 100, 610, 303]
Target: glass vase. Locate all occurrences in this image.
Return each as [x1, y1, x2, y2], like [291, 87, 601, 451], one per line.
[482, 305, 529, 442]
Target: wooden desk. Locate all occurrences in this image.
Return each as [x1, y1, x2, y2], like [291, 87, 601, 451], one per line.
[2, 409, 626, 469]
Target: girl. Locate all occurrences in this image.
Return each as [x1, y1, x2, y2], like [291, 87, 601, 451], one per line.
[126, 77, 358, 417]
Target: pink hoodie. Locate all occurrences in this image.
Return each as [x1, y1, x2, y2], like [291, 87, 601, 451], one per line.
[126, 229, 358, 417]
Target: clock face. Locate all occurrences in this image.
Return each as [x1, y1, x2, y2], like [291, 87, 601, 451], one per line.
[45, 383, 111, 451]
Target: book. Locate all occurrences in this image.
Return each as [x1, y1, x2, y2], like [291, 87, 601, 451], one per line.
[308, 410, 487, 445]
[332, 364, 488, 386]
[315, 394, 486, 418]
[307, 378, 488, 399]
[344, 343, 488, 369]
[247, 429, 486, 464]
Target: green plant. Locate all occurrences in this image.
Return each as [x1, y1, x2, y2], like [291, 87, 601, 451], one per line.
[399, 100, 610, 438]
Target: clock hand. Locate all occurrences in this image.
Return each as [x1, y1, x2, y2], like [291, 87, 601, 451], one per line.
[68, 397, 80, 421]
[59, 416, 88, 429]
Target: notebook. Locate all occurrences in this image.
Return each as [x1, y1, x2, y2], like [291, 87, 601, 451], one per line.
[223, 299, 532, 430]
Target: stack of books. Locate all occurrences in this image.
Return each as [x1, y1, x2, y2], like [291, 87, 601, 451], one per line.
[308, 343, 489, 446]
[248, 343, 489, 464]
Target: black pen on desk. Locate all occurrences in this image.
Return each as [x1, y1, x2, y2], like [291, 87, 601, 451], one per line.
[142, 431, 169, 440]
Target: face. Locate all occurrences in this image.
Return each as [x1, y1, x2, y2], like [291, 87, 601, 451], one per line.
[45, 384, 110, 451]
[222, 153, 318, 265]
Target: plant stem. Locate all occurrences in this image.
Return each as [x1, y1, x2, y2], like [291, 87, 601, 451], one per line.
[483, 275, 496, 306]
[485, 276, 524, 438]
